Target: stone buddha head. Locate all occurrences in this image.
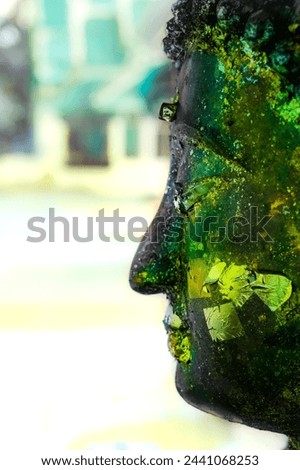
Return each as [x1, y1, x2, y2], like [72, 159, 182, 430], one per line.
[130, 0, 300, 448]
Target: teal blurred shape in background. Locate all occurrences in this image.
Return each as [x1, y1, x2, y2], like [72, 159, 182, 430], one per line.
[32, 0, 174, 165]
[42, 0, 68, 28]
[86, 18, 125, 65]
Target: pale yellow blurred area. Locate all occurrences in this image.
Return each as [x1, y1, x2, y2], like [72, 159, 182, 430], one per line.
[0, 0, 288, 453]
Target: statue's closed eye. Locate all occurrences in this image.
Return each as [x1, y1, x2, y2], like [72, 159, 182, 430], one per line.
[176, 177, 223, 214]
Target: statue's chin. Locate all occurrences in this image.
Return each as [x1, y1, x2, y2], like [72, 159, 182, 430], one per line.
[175, 364, 244, 425]
[175, 364, 297, 438]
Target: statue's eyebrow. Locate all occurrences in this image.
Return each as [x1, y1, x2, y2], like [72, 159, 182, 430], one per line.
[171, 123, 201, 145]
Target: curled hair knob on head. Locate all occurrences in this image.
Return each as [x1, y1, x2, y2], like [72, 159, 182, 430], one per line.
[164, 0, 300, 70]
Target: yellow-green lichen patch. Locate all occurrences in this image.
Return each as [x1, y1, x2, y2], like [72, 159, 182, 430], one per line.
[168, 331, 191, 364]
[186, 25, 272, 89]
[204, 261, 227, 285]
[288, 23, 300, 34]
[254, 274, 292, 312]
[172, 87, 180, 104]
[186, 24, 299, 127]
[217, 264, 254, 307]
[202, 262, 292, 311]
[291, 147, 300, 172]
[187, 258, 210, 299]
[167, 312, 182, 329]
[278, 98, 300, 127]
[133, 271, 149, 285]
[203, 302, 245, 342]
[275, 290, 300, 328]
[282, 387, 300, 406]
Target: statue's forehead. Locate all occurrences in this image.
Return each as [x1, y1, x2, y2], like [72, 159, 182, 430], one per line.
[178, 52, 220, 86]
[176, 52, 227, 129]
[175, 52, 299, 153]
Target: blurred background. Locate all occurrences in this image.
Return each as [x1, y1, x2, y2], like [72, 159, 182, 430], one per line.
[0, 0, 287, 451]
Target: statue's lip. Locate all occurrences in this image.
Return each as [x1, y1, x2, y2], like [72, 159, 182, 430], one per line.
[163, 304, 173, 332]
[163, 303, 186, 332]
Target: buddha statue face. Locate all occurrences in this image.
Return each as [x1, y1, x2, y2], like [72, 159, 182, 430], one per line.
[130, 0, 300, 447]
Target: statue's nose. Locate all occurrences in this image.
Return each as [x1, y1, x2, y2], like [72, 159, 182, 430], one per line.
[130, 124, 185, 295]
[129, 193, 183, 295]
